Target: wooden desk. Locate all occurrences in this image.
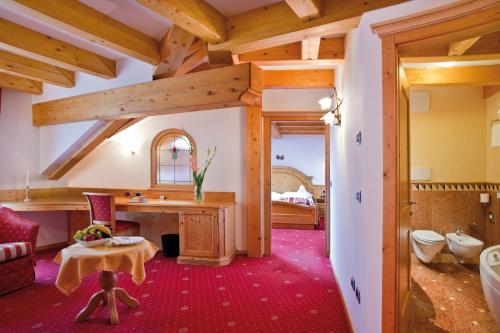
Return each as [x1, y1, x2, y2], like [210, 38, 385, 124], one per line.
[1, 197, 236, 266]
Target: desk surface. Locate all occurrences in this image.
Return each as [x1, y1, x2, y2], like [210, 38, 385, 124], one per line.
[0, 197, 234, 212]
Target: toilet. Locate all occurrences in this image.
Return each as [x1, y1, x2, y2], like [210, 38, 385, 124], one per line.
[411, 230, 446, 263]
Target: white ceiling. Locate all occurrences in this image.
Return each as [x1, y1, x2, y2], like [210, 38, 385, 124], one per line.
[206, 0, 281, 16]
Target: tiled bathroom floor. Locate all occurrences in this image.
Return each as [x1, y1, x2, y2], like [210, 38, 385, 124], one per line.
[409, 260, 499, 333]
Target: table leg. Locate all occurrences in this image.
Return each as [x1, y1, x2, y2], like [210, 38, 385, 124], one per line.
[75, 271, 140, 325]
[75, 291, 106, 323]
[115, 288, 140, 308]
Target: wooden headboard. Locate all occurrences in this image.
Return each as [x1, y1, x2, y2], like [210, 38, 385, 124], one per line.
[271, 166, 324, 198]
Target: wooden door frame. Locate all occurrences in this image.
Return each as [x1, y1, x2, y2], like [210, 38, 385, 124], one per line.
[371, 1, 500, 332]
[262, 111, 331, 256]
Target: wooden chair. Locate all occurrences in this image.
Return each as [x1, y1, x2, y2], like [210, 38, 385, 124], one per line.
[83, 193, 140, 237]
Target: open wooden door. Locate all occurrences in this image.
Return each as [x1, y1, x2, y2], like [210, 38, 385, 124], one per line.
[397, 63, 411, 333]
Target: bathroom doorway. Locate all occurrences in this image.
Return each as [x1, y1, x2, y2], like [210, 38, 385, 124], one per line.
[373, 2, 500, 332]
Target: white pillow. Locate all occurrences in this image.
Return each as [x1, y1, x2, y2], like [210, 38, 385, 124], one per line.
[281, 191, 310, 200]
[271, 192, 282, 201]
[296, 184, 314, 200]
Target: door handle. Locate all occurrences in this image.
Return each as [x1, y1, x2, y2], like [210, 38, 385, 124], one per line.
[404, 200, 417, 205]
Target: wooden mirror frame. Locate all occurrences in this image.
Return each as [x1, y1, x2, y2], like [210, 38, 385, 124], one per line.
[150, 128, 197, 191]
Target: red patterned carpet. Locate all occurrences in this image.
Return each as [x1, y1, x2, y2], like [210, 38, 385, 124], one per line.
[0, 229, 351, 333]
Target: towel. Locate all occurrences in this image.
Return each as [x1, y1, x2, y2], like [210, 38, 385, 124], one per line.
[492, 123, 500, 147]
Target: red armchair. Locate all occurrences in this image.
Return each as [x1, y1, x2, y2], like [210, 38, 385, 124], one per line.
[0, 207, 39, 295]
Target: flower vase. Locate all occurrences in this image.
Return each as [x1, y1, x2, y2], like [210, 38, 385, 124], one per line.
[193, 184, 204, 203]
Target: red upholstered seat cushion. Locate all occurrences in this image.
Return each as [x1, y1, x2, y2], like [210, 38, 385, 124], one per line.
[115, 220, 140, 232]
[0, 242, 32, 263]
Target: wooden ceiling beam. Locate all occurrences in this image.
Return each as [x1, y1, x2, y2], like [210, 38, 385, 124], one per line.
[154, 25, 196, 79]
[136, 0, 226, 43]
[285, 0, 322, 21]
[0, 18, 115, 79]
[301, 37, 321, 60]
[262, 69, 334, 89]
[42, 119, 133, 180]
[271, 123, 281, 139]
[33, 63, 251, 126]
[400, 53, 500, 64]
[483, 85, 500, 99]
[175, 45, 207, 76]
[0, 72, 42, 94]
[405, 64, 500, 86]
[239, 37, 344, 64]
[208, 0, 405, 54]
[3, 0, 160, 65]
[448, 36, 481, 56]
[0, 50, 74, 88]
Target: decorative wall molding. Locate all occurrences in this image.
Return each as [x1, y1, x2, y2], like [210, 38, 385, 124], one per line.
[411, 182, 500, 192]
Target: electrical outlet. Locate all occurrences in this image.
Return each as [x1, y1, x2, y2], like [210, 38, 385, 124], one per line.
[351, 277, 356, 291]
[356, 191, 362, 203]
[355, 287, 361, 304]
[355, 131, 362, 145]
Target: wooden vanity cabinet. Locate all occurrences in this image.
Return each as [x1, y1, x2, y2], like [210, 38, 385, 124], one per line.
[177, 206, 235, 266]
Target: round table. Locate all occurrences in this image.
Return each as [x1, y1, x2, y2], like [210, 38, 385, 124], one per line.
[54, 239, 159, 325]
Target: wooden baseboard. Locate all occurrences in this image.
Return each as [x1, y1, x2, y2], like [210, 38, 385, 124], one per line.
[272, 223, 314, 230]
[36, 241, 68, 252]
[235, 249, 248, 255]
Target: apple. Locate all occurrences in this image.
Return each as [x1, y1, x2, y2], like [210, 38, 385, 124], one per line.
[83, 234, 96, 242]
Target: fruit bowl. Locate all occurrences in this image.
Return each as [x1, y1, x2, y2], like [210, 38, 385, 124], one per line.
[75, 238, 111, 248]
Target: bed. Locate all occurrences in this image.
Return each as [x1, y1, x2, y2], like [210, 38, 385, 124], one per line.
[271, 166, 322, 230]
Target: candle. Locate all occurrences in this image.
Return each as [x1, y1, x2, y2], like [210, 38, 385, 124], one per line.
[25, 169, 29, 188]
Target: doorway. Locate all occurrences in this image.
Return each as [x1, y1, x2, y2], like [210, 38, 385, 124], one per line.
[262, 112, 330, 257]
[373, 2, 500, 332]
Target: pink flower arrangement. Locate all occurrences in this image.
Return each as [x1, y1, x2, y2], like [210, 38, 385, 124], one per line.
[190, 146, 216, 202]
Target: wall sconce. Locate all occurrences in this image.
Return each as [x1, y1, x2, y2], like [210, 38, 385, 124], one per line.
[319, 87, 343, 126]
[275, 154, 284, 160]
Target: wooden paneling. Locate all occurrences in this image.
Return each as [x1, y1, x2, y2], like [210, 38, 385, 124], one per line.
[301, 37, 321, 60]
[4, 0, 160, 65]
[238, 37, 344, 65]
[0, 50, 74, 88]
[155, 25, 196, 79]
[483, 85, 500, 98]
[0, 72, 42, 94]
[285, 0, 322, 21]
[136, 0, 226, 43]
[33, 63, 251, 126]
[246, 106, 263, 257]
[0, 18, 115, 79]
[448, 36, 481, 56]
[262, 69, 334, 89]
[405, 64, 500, 86]
[42, 120, 132, 180]
[208, 0, 405, 54]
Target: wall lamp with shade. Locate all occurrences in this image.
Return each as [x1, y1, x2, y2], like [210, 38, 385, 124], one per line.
[319, 87, 343, 126]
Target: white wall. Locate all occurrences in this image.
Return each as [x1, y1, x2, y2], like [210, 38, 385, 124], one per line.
[36, 58, 153, 172]
[0, 89, 67, 189]
[263, 89, 332, 111]
[272, 135, 325, 184]
[66, 107, 248, 250]
[330, 1, 456, 332]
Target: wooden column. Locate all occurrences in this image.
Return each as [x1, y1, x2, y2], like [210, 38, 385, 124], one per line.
[245, 64, 264, 257]
[246, 106, 263, 257]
